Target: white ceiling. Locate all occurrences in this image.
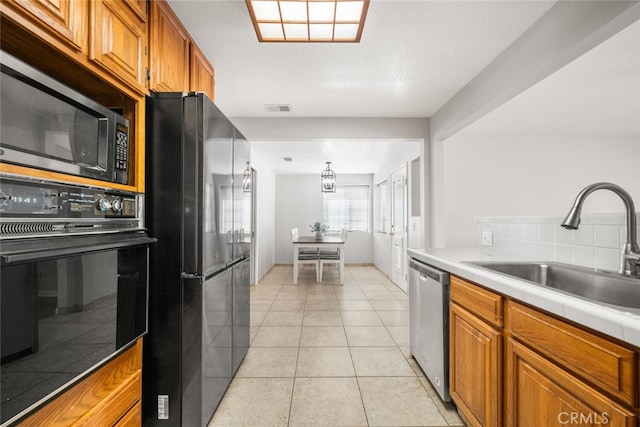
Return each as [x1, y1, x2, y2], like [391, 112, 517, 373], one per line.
[168, 1, 639, 173]
[250, 138, 421, 174]
[168, 0, 556, 118]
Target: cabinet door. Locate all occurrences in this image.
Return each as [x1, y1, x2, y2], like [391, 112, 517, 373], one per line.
[505, 337, 636, 427]
[190, 43, 215, 101]
[4, 0, 88, 51]
[150, 0, 190, 92]
[90, 0, 147, 94]
[450, 302, 502, 427]
[123, 0, 147, 21]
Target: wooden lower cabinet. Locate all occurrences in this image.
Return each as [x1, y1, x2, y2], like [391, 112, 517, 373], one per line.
[505, 337, 637, 427]
[115, 401, 141, 427]
[450, 302, 502, 427]
[19, 339, 142, 426]
[449, 276, 640, 427]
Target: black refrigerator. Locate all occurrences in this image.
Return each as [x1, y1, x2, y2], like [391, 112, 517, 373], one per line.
[143, 92, 251, 426]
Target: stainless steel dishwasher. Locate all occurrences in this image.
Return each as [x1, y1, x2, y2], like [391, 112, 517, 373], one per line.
[408, 258, 451, 402]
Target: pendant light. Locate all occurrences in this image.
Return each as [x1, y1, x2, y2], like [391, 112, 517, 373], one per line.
[321, 162, 336, 193]
[242, 162, 252, 192]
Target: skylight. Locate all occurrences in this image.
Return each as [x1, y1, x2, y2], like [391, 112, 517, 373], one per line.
[246, 0, 369, 42]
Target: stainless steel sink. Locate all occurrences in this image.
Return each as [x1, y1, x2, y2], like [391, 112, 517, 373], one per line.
[468, 261, 640, 309]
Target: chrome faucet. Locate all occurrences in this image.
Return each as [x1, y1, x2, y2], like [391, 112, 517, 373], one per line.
[561, 182, 640, 277]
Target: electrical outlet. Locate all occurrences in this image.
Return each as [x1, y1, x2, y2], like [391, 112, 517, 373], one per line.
[482, 230, 493, 247]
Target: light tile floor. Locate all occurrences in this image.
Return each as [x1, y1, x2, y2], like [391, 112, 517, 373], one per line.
[209, 265, 465, 427]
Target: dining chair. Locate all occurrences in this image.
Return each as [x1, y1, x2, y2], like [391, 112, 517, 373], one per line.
[291, 228, 320, 282]
[291, 228, 320, 256]
[319, 228, 347, 283]
[319, 228, 347, 257]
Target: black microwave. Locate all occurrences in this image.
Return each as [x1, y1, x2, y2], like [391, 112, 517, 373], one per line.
[0, 51, 129, 185]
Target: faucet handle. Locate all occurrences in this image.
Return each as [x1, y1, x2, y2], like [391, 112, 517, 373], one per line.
[624, 252, 640, 263]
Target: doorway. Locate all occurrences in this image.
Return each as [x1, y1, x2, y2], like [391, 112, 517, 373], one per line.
[250, 167, 257, 286]
[390, 165, 407, 291]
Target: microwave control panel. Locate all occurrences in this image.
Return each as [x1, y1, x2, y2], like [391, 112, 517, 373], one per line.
[0, 178, 137, 219]
[114, 123, 129, 184]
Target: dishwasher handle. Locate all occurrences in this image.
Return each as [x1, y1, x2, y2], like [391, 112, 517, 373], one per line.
[409, 259, 450, 285]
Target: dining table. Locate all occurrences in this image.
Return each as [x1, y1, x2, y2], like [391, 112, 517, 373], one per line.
[292, 235, 345, 285]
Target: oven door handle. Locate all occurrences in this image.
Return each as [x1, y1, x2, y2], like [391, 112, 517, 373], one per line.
[1, 233, 156, 265]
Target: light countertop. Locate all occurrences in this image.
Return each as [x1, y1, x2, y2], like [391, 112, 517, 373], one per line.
[408, 247, 640, 348]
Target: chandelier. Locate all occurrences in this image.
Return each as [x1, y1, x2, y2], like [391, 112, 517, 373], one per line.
[321, 162, 336, 193]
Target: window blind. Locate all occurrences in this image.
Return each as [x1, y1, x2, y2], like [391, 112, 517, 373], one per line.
[323, 185, 369, 231]
[375, 181, 388, 233]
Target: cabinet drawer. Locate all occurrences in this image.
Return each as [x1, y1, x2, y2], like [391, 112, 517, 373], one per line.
[506, 301, 637, 407]
[451, 276, 503, 327]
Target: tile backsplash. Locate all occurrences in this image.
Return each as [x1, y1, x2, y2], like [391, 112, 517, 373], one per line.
[476, 213, 640, 272]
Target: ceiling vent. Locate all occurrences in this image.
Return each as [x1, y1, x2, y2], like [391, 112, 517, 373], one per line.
[283, 157, 293, 162]
[265, 104, 292, 112]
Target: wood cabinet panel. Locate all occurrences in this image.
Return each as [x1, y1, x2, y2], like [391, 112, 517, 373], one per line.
[190, 42, 215, 101]
[115, 401, 141, 426]
[450, 302, 502, 427]
[72, 371, 141, 426]
[451, 276, 503, 327]
[90, 0, 147, 94]
[20, 339, 142, 427]
[4, 0, 87, 51]
[123, 0, 146, 21]
[506, 337, 637, 427]
[150, 0, 190, 93]
[506, 301, 637, 407]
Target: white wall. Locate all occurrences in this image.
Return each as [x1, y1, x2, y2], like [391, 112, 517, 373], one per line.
[274, 174, 374, 265]
[251, 151, 277, 282]
[440, 136, 640, 247]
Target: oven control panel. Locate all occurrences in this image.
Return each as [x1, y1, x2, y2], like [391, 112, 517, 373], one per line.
[0, 178, 137, 219]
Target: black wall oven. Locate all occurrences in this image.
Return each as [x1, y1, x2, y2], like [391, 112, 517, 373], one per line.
[0, 176, 154, 425]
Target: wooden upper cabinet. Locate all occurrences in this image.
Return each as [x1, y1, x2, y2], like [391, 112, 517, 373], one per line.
[90, 0, 147, 94]
[150, 0, 190, 93]
[190, 43, 215, 101]
[123, 0, 147, 21]
[2, 0, 88, 52]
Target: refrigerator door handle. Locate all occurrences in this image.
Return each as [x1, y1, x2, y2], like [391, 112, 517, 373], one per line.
[181, 272, 204, 282]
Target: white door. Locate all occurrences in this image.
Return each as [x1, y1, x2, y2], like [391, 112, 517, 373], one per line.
[250, 168, 257, 285]
[390, 166, 407, 291]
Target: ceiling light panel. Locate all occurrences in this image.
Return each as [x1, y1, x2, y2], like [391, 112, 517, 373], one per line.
[251, 1, 281, 20]
[335, 1, 364, 21]
[284, 23, 308, 39]
[280, 1, 307, 21]
[308, 2, 335, 21]
[246, 0, 369, 42]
